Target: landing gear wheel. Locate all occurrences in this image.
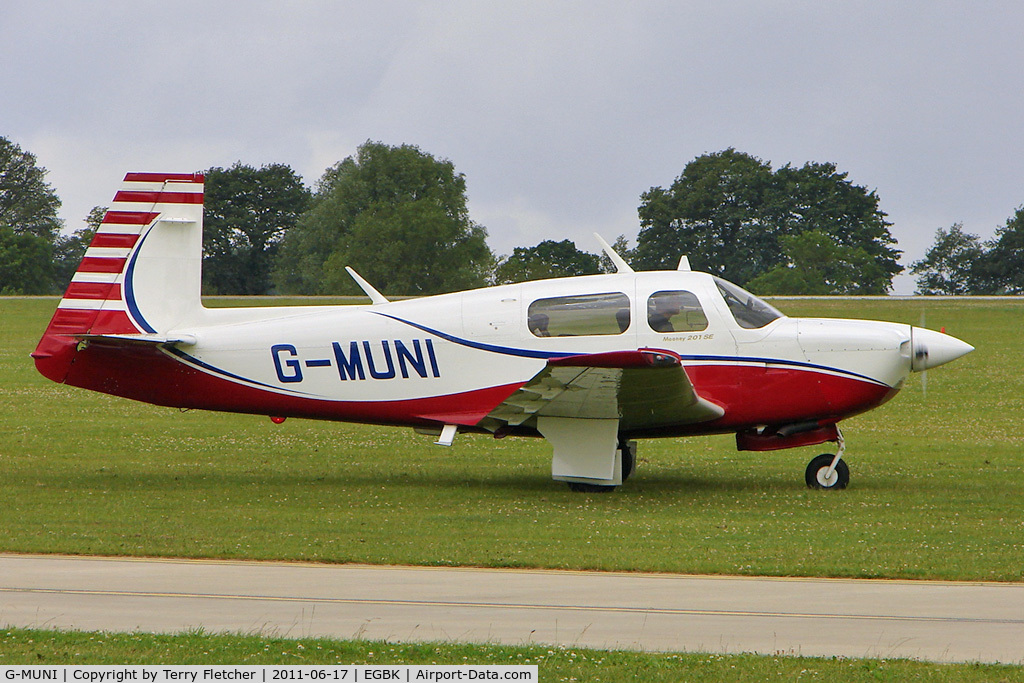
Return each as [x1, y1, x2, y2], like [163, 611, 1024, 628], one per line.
[805, 453, 850, 490]
[619, 440, 636, 482]
[567, 482, 617, 493]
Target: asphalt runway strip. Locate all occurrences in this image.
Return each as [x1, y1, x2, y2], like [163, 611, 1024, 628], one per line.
[1, 554, 1022, 664]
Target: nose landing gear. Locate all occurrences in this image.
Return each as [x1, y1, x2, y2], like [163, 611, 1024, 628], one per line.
[805, 428, 849, 489]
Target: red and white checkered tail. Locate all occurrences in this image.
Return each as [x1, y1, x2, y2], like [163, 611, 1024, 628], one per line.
[33, 172, 205, 383]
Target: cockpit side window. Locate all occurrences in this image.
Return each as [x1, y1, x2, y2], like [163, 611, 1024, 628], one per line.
[647, 291, 708, 333]
[528, 292, 631, 337]
[714, 277, 784, 329]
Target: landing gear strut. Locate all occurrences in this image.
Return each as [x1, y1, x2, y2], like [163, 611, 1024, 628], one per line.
[805, 428, 849, 490]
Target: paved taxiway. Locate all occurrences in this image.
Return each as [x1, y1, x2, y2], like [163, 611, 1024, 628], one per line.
[1, 554, 1022, 664]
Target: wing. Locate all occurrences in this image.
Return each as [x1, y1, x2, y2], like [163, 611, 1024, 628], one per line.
[485, 348, 724, 431]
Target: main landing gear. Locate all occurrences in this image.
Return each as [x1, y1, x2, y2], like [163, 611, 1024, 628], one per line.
[804, 428, 849, 490]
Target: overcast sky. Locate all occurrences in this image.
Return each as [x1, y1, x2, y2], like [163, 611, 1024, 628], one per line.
[3, 1, 1022, 293]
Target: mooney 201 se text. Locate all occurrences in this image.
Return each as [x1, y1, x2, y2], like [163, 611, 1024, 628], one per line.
[33, 173, 974, 492]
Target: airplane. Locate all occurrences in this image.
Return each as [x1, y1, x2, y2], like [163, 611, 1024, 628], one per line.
[33, 172, 974, 492]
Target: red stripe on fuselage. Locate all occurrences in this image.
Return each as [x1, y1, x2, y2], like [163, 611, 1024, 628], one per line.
[55, 342, 899, 437]
[614, 361, 894, 437]
[113, 190, 203, 204]
[659, 363, 894, 435]
[60, 343, 524, 428]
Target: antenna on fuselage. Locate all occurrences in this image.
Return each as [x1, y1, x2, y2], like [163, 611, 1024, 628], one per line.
[677, 255, 691, 271]
[594, 233, 634, 274]
[345, 266, 390, 305]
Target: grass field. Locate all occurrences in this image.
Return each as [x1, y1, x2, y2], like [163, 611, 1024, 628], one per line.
[3, 628, 1023, 681]
[1, 296, 1022, 581]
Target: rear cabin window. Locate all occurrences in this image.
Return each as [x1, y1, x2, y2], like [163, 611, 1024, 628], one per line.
[528, 292, 631, 337]
[647, 291, 708, 333]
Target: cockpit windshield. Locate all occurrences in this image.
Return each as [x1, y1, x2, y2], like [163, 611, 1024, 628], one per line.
[713, 277, 784, 329]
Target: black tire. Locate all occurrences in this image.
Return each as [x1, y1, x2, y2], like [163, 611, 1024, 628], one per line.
[620, 441, 636, 482]
[567, 482, 617, 493]
[805, 453, 850, 490]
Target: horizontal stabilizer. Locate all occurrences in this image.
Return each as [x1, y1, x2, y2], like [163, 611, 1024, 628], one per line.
[75, 332, 198, 346]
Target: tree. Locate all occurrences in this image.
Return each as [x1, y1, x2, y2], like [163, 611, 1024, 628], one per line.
[772, 162, 901, 283]
[597, 234, 633, 274]
[979, 207, 1024, 294]
[633, 149, 902, 291]
[634, 149, 776, 284]
[747, 230, 889, 295]
[0, 137, 63, 242]
[0, 136, 62, 293]
[494, 239, 601, 284]
[53, 206, 105, 290]
[202, 163, 311, 295]
[910, 224, 989, 295]
[274, 141, 492, 296]
[0, 225, 53, 295]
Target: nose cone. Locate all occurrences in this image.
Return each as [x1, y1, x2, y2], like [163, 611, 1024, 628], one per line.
[911, 327, 974, 372]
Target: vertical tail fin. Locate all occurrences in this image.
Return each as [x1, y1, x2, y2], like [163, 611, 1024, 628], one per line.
[33, 172, 205, 383]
